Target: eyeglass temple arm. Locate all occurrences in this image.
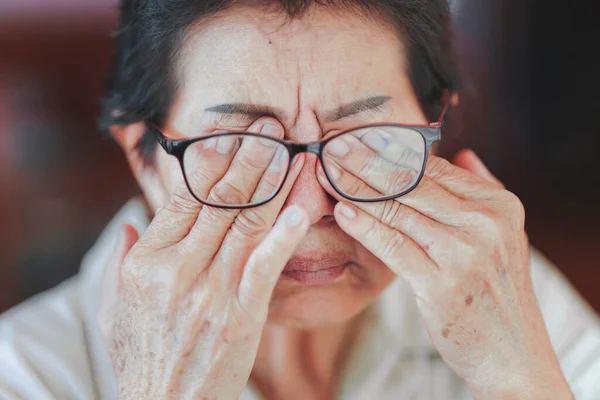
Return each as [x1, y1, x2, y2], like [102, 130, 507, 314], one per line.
[147, 121, 173, 153]
[431, 90, 454, 129]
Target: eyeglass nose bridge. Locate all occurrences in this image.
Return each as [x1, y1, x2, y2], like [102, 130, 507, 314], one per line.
[287, 142, 324, 159]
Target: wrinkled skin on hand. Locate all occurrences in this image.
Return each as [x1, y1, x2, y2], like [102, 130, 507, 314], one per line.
[97, 124, 311, 399]
[318, 148, 574, 399]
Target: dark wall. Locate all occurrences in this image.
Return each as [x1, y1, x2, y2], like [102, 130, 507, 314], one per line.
[0, 13, 139, 308]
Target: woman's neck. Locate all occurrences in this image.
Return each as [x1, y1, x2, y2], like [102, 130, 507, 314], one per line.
[250, 312, 366, 400]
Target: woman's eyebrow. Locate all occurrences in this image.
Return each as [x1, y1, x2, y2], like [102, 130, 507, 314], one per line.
[324, 96, 391, 122]
[204, 96, 391, 123]
[204, 103, 283, 122]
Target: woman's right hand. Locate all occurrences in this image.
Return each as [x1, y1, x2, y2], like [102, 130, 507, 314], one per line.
[97, 120, 308, 399]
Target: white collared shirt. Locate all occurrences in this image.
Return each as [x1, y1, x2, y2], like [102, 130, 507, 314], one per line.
[1, 199, 599, 399]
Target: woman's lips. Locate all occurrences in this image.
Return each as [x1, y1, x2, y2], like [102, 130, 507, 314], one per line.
[281, 257, 349, 285]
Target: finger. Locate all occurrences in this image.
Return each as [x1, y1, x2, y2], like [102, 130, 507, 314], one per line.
[324, 134, 501, 204]
[424, 155, 505, 200]
[208, 154, 305, 290]
[344, 126, 425, 170]
[182, 128, 240, 201]
[98, 223, 139, 342]
[332, 201, 437, 293]
[452, 149, 504, 187]
[180, 120, 285, 255]
[237, 205, 309, 317]
[141, 180, 204, 248]
[230, 153, 304, 241]
[320, 129, 481, 225]
[323, 128, 423, 197]
[317, 163, 473, 227]
[143, 132, 243, 248]
[204, 119, 285, 206]
[317, 164, 460, 263]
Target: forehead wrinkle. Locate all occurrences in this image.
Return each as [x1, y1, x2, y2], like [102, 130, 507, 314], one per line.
[173, 6, 413, 134]
[177, 23, 300, 126]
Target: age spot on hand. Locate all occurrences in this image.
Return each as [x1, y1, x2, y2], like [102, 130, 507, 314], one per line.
[441, 322, 454, 338]
[465, 294, 473, 306]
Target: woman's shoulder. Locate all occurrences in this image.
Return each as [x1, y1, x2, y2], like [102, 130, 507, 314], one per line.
[529, 247, 600, 398]
[0, 275, 97, 399]
[0, 199, 150, 399]
[529, 246, 600, 329]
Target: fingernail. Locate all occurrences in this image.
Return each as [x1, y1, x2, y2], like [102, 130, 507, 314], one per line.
[327, 162, 342, 180]
[269, 146, 288, 170]
[284, 206, 304, 227]
[260, 123, 280, 147]
[326, 136, 350, 157]
[337, 203, 356, 219]
[262, 123, 279, 137]
[364, 129, 389, 153]
[203, 137, 217, 150]
[217, 136, 236, 155]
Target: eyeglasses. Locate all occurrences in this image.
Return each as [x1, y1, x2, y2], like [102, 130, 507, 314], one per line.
[149, 93, 452, 209]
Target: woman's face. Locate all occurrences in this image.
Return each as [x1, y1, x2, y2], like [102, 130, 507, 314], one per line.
[128, 6, 430, 328]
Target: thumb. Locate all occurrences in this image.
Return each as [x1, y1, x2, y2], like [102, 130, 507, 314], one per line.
[452, 148, 504, 188]
[97, 223, 139, 343]
[237, 205, 310, 318]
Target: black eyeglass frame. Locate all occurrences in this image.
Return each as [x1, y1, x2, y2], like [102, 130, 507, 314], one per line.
[148, 93, 453, 209]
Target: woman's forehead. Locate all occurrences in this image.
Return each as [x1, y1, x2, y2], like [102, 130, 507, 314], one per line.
[173, 6, 417, 128]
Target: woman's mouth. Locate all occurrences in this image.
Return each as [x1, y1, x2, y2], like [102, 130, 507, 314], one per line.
[280, 257, 349, 285]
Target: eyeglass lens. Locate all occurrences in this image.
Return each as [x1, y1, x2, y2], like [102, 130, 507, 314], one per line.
[322, 126, 426, 200]
[182, 134, 290, 207]
[181, 126, 426, 207]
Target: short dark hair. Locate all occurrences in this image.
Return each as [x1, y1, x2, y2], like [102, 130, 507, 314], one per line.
[99, 0, 460, 159]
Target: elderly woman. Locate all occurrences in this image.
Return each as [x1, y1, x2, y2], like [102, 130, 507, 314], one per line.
[1, 0, 599, 399]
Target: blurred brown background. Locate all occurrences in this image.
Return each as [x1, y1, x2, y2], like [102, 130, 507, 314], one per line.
[1, 0, 599, 314]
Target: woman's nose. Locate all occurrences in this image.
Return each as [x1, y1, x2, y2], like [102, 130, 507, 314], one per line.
[282, 153, 335, 225]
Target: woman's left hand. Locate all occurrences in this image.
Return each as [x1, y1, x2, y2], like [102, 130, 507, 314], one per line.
[317, 149, 573, 400]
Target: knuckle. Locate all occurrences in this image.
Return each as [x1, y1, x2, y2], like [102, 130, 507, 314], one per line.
[165, 187, 200, 215]
[503, 191, 526, 228]
[185, 162, 216, 185]
[476, 207, 505, 238]
[457, 202, 489, 226]
[342, 175, 370, 197]
[120, 250, 179, 299]
[425, 156, 451, 178]
[232, 209, 272, 240]
[363, 218, 380, 243]
[384, 169, 414, 194]
[439, 271, 462, 298]
[201, 202, 238, 226]
[356, 154, 377, 178]
[380, 231, 405, 260]
[479, 206, 502, 226]
[456, 238, 478, 265]
[255, 170, 282, 197]
[238, 152, 267, 171]
[119, 256, 146, 295]
[405, 148, 424, 170]
[208, 180, 248, 206]
[378, 200, 406, 227]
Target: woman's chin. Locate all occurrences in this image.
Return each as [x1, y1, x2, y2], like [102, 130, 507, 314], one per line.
[266, 295, 369, 329]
